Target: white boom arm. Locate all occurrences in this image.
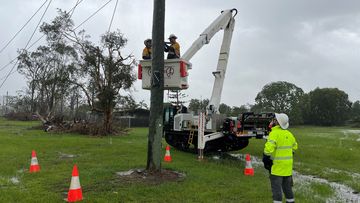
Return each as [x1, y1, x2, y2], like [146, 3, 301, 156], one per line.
[207, 15, 235, 115]
[172, 9, 237, 156]
[182, 9, 237, 116]
[182, 9, 237, 62]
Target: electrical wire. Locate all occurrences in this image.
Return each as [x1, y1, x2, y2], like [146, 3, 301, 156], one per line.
[0, 0, 52, 89]
[27, 0, 84, 50]
[75, 0, 113, 30]
[0, 0, 49, 55]
[0, 58, 17, 72]
[69, 0, 83, 17]
[1, 0, 113, 89]
[0, 0, 83, 73]
[108, 0, 119, 32]
[25, 0, 53, 49]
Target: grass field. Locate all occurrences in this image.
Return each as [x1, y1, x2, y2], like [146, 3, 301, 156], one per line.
[0, 118, 360, 202]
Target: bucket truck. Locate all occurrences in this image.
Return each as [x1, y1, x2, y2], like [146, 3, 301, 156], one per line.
[138, 9, 274, 154]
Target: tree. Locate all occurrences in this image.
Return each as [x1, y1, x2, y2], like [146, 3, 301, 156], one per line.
[219, 103, 231, 115]
[231, 105, 250, 116]
[350, 101, 360, 126]
[254, 81, 304, 124]
[305, 88, 351, 126]
[17, 11, 78, 117]
[21, 10, 137, 134]
[167, 90, 187, 106]
[188, 99, 209, 114]
[117, 95, 138, 111]
[72, 30, 136, 134]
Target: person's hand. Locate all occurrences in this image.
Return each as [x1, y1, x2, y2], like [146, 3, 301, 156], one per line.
[262, 153, 273, 171]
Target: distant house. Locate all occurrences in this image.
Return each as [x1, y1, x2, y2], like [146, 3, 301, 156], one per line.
[85, 108, 150, 128]
[0, 105, 15, 116]
[114, 108, 150, 128]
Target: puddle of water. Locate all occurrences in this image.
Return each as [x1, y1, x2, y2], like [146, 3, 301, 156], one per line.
[294, 171, 360, 202]
[17, 168, 26, 174]
[227, 153, 360, 202]
[342, 130, 360, 135]
[324, 167, 360, 180]
[9, 177, 20, 185]
[116, 169, 135, 176]
[0, 176, 21, 187]
[212, 155, 220, 160]
[58, 152, 76, 159]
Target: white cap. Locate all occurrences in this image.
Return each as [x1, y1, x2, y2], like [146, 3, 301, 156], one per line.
[168, 34, 177, 39]
[275, 113, 289, 129]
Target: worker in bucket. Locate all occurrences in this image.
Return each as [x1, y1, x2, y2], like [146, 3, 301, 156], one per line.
[263, 113, 298, 203]
[164, 34, 180, 59]
[142, 38, 152, 59]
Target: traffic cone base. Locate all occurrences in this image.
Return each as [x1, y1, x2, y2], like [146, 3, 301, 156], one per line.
[67, 188, 83, 202]
[30, 164, 40, 173]
[164, 146, 172, 162]
[244, 154, 254, 176]
[29, 150, 40, 173]
[66, 165, 83, 202]
[244, 168, 254, 176]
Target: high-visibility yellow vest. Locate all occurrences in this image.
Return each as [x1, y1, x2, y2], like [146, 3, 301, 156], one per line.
[264, 125, 298, 176]
[142, 47, 152, 59]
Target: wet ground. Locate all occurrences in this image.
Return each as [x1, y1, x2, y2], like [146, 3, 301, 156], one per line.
[227, 153, 360, 202]
[116, 168, 186, 185]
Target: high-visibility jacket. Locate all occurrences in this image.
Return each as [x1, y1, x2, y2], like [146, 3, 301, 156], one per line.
[142, 47, 151, 59]
[264, 125, 298, 176]
[166, 42, 180, 59]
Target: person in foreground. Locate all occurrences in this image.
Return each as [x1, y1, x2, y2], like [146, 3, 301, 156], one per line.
[263, 113, 298, 203]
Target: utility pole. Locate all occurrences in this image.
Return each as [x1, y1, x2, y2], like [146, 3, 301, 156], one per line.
[146, 0, 165, 172]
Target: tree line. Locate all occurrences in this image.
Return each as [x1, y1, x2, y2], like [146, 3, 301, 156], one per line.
[189, 81, 358, 126]
[4, 11, 359, 131]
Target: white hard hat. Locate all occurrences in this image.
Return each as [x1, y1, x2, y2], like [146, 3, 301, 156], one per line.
[275, 113, 289, 129]
[168, 34, 177, 39]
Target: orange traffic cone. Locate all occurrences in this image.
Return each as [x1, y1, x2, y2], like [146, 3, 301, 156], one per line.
[29, 150, 40, 173]
[244, 154, 254, 176]
[66, 164, 83, 202]
[164, 145, 172, 162]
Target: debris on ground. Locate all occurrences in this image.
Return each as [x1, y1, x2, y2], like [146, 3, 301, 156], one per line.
[116, 168, 185, 185]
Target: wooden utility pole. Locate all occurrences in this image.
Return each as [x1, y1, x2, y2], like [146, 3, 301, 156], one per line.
[146, 0, 165, 172]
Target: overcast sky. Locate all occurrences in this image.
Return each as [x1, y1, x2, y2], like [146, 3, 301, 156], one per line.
[1, 0, 360, 107]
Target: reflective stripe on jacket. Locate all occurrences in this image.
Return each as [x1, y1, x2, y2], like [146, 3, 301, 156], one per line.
[264, 125, 298, 176]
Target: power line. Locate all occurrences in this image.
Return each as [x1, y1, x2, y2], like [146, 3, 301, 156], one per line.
[0, 58, 17, 72]
[25, 0, 53, 49]
[0, 0, 113, 89]
[0, 0, 49, 55]
[0, 0, 83, 73]
[108, 0, 119, 32]
[69, 0, 83, 17]
[75, 0, 113, 30]
[27, 0, 84, 50]
[0, 0, 52, 90]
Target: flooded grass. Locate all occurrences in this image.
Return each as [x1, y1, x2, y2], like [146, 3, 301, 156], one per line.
[1, 119, 360, 202]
